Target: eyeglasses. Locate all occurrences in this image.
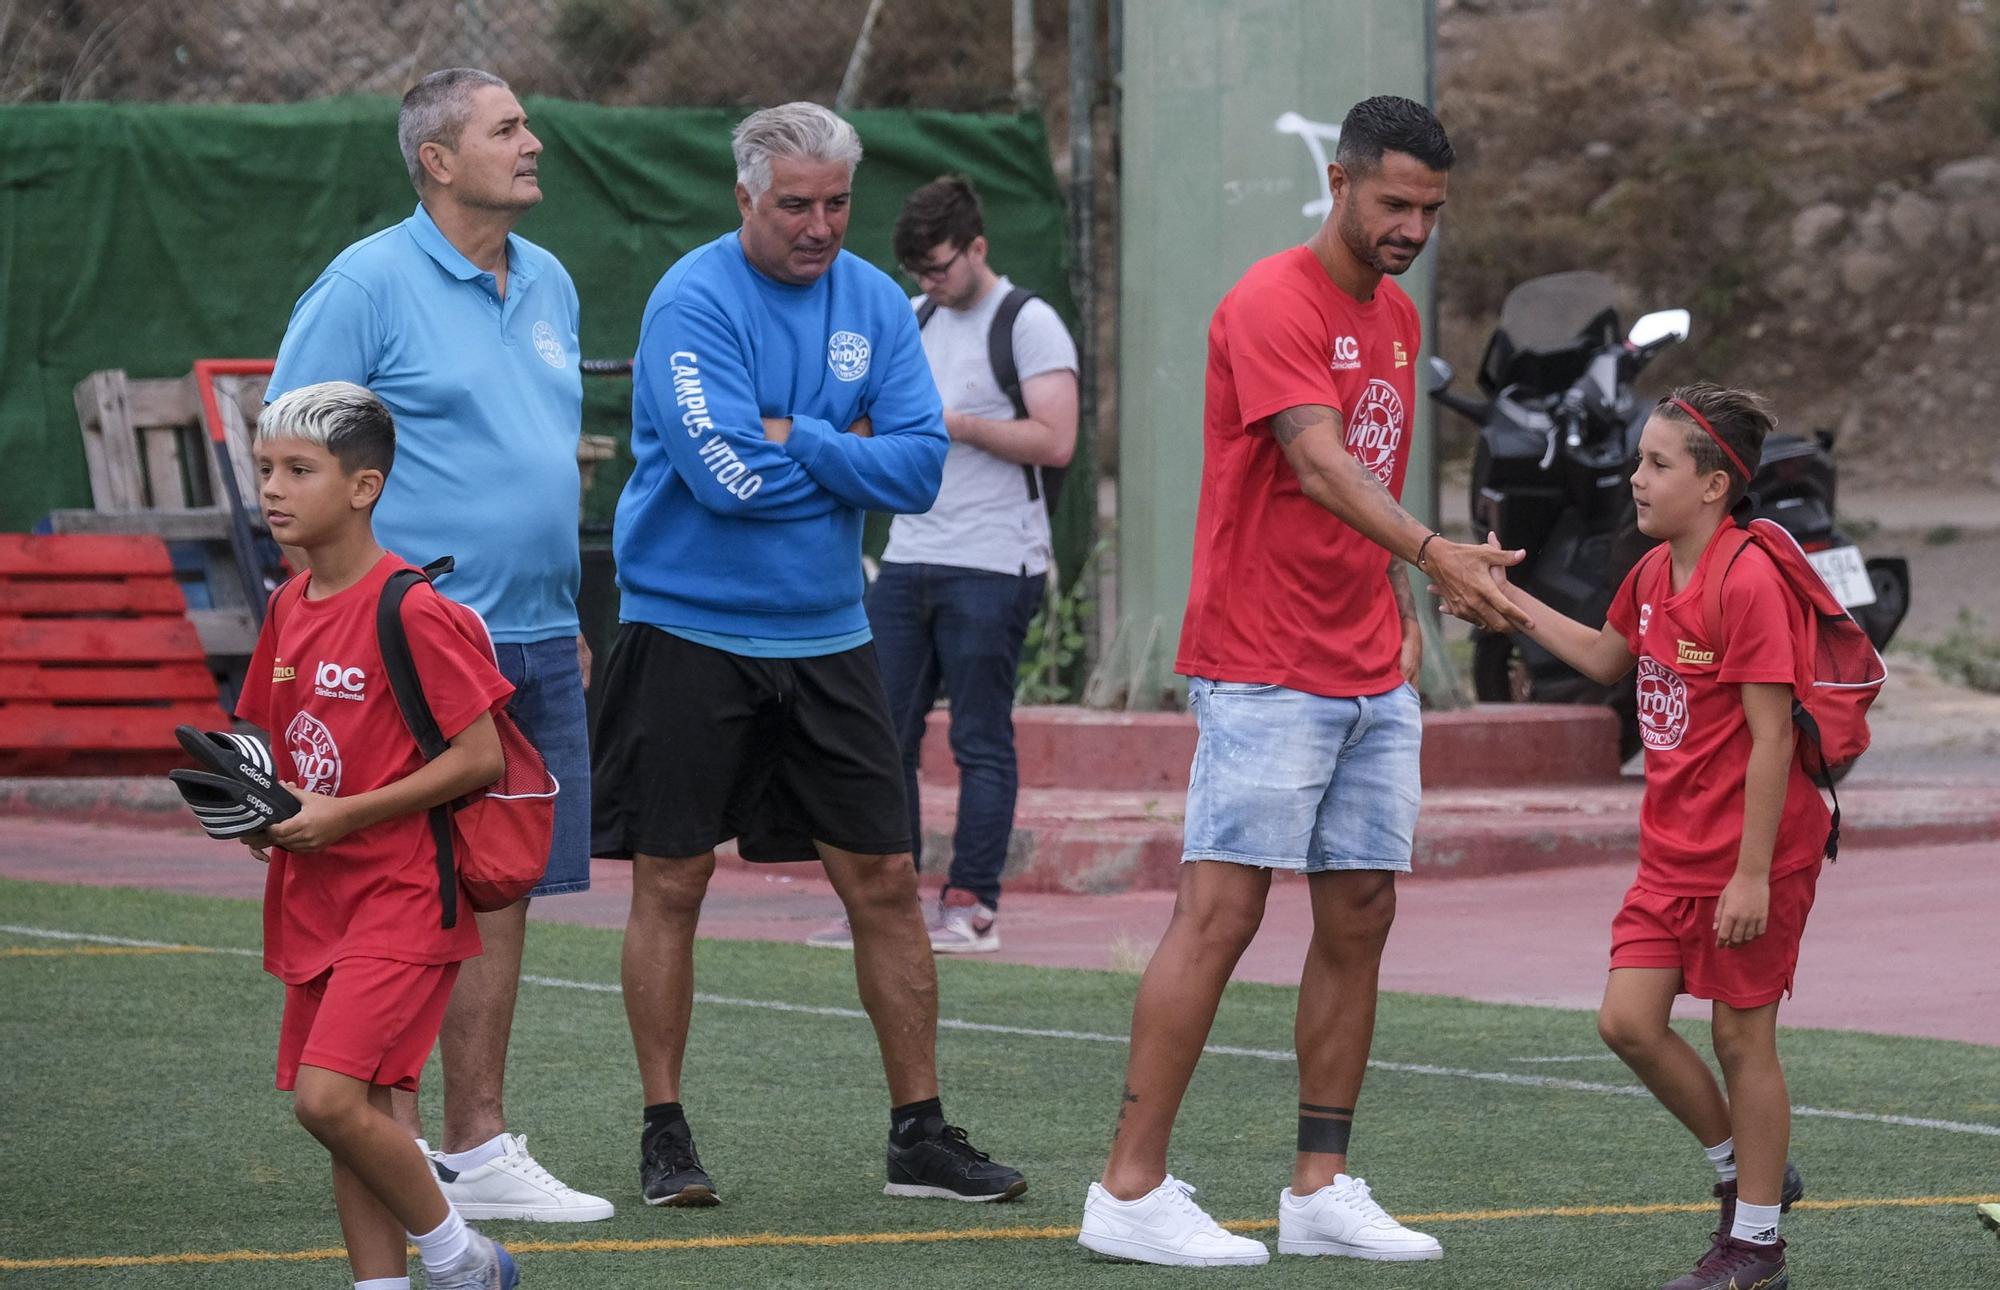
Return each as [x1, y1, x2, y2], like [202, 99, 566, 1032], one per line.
[901, 244, 968, 283]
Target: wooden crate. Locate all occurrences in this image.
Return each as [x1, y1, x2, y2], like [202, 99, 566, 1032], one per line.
[53, 368, 273, 659]
[0, 534, 230, 777]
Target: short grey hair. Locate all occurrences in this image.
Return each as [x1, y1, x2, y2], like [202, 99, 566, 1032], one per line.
[398, 67, 509, 193]
[257, 381, 396, 476]
[732, 101, 863, 201]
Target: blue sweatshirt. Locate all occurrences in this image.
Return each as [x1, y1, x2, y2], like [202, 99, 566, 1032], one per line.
[613, 232, 948, 641]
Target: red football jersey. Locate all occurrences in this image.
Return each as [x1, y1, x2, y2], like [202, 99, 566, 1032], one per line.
[1176, 245, 1421, 698]
[236, 553, 513, 983]
[1607, 525, 1831, 896]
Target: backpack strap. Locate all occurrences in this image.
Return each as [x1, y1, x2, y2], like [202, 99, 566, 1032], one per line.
[1697, 523, 1758, 652]
[1696, 524, 1843, 861]
[263, 572, 307, 638]
[987, 286, 1069, 518]
[375, 557, 461, 929]
[922, 287, 1065, 517]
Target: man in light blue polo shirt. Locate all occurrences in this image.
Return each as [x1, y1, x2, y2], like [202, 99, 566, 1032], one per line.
[267, 66, 611, 1225]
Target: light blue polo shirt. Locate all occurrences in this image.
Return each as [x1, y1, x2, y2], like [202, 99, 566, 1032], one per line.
[268, 204, 584, 643]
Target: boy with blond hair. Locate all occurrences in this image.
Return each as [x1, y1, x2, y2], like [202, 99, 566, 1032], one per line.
[234, 380, 521, 1289]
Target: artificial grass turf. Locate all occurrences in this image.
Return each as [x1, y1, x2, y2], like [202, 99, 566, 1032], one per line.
[2, 877, 1996, 1287]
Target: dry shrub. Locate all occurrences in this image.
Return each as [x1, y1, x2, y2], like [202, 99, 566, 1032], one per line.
[1836, 0, 1979, 70]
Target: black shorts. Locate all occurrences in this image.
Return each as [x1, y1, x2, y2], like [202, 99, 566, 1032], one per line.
[590, 624, 911, 863]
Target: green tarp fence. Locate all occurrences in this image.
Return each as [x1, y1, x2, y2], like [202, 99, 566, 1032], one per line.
[0, 98, 1085, 572]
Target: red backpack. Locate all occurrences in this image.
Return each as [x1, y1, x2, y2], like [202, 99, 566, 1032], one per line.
[1696, 518, 1886, 859]
[266, 558, 556, 926]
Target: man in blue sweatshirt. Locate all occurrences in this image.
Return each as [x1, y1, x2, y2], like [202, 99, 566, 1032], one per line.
[592, 102, 1027, 1209]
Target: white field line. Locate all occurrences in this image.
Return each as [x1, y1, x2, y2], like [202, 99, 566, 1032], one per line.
[10, 925, 1999, 1139]
[0, 924, 259, 957]
[1511, 1054, 1624, 1064]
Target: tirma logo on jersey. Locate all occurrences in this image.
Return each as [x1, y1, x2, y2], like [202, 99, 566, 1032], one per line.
[1345, 380, 1406, 485]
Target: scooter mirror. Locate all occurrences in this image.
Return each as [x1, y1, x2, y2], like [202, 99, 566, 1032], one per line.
[1627, 309, 1691, 348]
[1427, 355, 1455, 393]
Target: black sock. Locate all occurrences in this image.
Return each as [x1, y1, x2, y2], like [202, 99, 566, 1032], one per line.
[643, 1101, 686, 1131]
[890, 1097, 943, 1147]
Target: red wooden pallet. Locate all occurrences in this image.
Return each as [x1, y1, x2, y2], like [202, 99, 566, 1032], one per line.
[0, 534, 230, 776]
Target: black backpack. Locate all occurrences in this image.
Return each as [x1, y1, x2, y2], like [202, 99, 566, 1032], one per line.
[916, 286, 1065, 517]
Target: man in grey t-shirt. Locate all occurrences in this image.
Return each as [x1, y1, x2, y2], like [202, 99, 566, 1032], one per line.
[807, 176, 1078, 953]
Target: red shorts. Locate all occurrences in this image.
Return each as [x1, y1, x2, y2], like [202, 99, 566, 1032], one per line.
[1608, 863, 1820, 1009]
[277, 957, 459, 1092]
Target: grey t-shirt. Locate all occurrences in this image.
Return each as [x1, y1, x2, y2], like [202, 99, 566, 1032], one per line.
[881, 276, 1079, 576]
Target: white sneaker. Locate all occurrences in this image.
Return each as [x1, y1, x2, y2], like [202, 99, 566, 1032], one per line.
[804, 916, 854, 949]
[434, 1133, 614, 1223]
[928, 895, 1000, 953]
[423, 1229, 518, 1289]
[1078, 1175, 1270, 1267]
[1277, 1174, 1441, 1261]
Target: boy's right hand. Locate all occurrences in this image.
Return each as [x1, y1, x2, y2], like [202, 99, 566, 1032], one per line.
[1424, 533, 1530, 632]
[1483, 531, 1514, 588]
[239, 830, 274, 865]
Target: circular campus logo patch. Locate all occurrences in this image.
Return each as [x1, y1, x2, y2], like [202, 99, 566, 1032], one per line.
[1634, 657, 1689, 752]
[1345, 379, 1405, 484]
[827, 330, 871, 382]
[532, 320, 568, 369]
[284, 711, 343, 796]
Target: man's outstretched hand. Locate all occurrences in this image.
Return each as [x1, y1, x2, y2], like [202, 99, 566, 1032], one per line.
[1425, 535, 1531, 632]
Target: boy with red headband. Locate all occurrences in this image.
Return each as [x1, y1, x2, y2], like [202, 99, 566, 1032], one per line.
[1471, 383, 1824, 1290]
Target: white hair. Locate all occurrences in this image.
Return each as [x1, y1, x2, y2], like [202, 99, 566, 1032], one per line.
[732, 101, 863, 200]
[257, 381, 395, 472]
[397, 67, 509, 193]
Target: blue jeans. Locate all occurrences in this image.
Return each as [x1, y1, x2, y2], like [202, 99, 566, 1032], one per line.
[493, 635, 591, 896]
[866, 562, 1045, 909]
[1183, 678, 1422, 873]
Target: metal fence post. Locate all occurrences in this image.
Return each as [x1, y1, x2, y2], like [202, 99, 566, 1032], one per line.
[1014, 0, 1038, 109]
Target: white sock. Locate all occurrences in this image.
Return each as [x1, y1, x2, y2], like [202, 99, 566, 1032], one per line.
[409, 1209, 471, 1273]
[356, 1279, 411, 1290]
[1703, 1137, 1738, 1183]
[412, 1137, 432, 1158]
[1731, 1199, 1782, 1245]
[441, 1132, 511, 1173]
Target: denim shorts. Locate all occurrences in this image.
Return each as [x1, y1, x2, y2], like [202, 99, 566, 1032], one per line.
[494, 635, 591, 897]
[1182, 678, 1422, 873]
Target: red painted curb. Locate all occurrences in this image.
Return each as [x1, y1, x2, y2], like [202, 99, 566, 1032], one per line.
[920, 702, 1622, 793]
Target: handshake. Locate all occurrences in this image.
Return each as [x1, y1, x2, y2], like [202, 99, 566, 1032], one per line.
[1424, 531, 1533, 633]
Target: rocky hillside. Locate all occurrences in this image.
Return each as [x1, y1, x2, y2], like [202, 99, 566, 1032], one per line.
[1433, 0, 2000, 487]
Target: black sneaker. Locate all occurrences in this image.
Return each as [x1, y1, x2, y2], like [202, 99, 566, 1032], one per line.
[883, 1118, 1027, 1203]
[640, 1116, 719, 1207]
[1715, 1160, 1805, 1230]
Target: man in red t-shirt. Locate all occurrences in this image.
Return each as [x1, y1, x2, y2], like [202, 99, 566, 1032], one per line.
[1080, 97, 1528, 1269]
[230, 380, 524, 1289]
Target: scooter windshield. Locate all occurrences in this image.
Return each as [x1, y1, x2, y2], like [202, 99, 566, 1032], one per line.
[1479, 270, 1622, 397]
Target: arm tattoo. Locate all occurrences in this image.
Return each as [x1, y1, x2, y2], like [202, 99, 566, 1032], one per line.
[1270, 404, 1338, 447]
[1390, 564, 1418, 620]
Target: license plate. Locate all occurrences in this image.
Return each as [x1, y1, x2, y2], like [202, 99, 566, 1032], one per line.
[1807, 545, 1876, 609]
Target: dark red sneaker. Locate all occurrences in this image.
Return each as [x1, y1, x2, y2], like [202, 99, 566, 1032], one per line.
[1714, 1161, 1805, 1232]
[1660, 1234, 1788, 1290]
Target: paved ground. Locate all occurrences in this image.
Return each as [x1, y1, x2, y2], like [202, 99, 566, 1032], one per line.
[5, 817, 1991, 1047]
